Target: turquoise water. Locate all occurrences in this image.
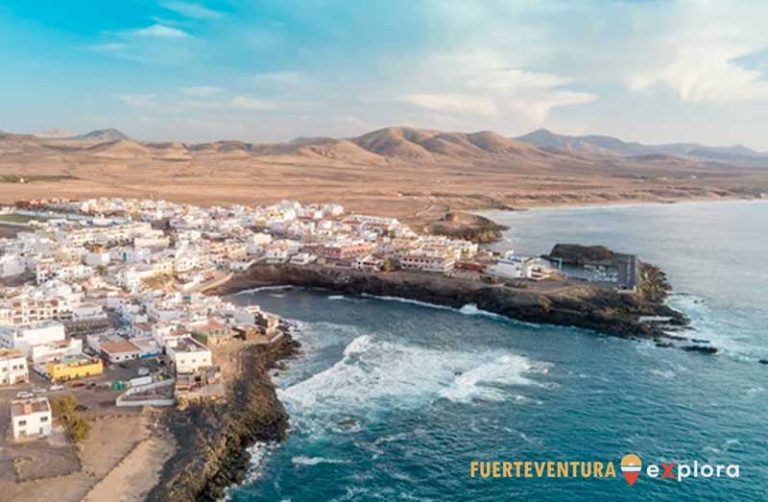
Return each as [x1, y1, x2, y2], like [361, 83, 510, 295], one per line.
[228, 200, 768, 501]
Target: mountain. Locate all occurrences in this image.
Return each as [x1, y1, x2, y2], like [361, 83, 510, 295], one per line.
[1, 125, 766, 168]
[74, 128, 130, 142]
[517, 128, 767, 163]
[34, 129, 74, 139]
[89, 139, 151, 158]
[350, 127, 549, 161]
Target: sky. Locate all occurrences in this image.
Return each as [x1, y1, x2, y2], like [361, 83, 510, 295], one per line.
[1, 0, 768, 149]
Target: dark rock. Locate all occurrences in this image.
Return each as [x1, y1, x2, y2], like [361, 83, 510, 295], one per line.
[147, 331, 300, 502]
[682, 345, 718, 354]
[337, 417, 359, 430]
[428, 212, 507, 244]
[547, 243, 615, 266]
[213, 263, 689, 341]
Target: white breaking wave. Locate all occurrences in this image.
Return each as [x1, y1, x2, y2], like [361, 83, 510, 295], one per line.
[327, 294, 345, 300]
[440, 354, 546, 403]
[359, 294, 543, 328]
[291, 455, 351, 466]
[666, 293, 765, 360]
[279, 333, 550, 433]
[234, 285, 294, 294]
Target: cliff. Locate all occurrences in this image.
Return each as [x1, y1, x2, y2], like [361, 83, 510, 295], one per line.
[213, 264, 687, 340]
[147, 332, 300, 502]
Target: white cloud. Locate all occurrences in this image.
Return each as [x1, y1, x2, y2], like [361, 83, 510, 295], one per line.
[399, 50, 596, 123]
[402, 94, 497, 116]
[253, 71, 304, 86]
[116, 94, 157, 107]
[181, 85, 223, 97]
[626, 2, 768, 104]
[133, 23, 190, 39]
[86, 42, 129, 53]
[161, 2, 224, 20]
[230, 96, 279, 110]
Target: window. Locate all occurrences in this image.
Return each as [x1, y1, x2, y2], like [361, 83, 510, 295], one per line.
[18, 420, 27, 426]
[40, 416, 48, 423]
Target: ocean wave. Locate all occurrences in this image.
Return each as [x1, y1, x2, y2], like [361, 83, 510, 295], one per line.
[439, 354, 547, 403]
[327, 294, 345, 300]
[291, 455, 351, 467]
[223, 442, 276, 500]
[234, 284, 294, 294]
[359, 294, 543, 328]
[666, 293, 765, 361]
[278, 334, 550, 432]
[649, 368, 676, 379]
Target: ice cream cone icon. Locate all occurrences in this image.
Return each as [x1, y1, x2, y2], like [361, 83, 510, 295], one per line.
[621, 454, 642, 485]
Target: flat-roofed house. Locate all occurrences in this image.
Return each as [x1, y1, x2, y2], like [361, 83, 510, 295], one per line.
[166, 336, 213, 374]
[0, 349, 29, 385]
[100, 339, 141, 363]
[11, 397, 52, 441]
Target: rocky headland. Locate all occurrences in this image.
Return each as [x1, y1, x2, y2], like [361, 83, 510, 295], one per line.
[213, 263, 688, 341]
[147, 330, 300, 502]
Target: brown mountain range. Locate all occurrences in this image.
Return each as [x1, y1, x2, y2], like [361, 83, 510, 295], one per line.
[1, 126, 766, 228]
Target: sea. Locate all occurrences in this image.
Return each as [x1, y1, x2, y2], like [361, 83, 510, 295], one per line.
[227, 200, 768, 501]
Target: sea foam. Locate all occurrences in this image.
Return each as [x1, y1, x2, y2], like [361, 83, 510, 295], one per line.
[278, 332, 550, 434]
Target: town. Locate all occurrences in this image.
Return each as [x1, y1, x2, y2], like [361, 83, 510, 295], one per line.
[0, 196, 636, 489]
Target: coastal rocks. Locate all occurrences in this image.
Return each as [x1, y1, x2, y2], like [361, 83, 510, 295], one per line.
[147, 333, 300, 502]
[547, 243, 615, 266]
[681, 345, 718, 355]
[427, 212, 507, 243]
[337, 417, 359, 430]
[215, 264, 687, 341]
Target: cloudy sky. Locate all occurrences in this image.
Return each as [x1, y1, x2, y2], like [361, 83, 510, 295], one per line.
[1, 0, 768, 148]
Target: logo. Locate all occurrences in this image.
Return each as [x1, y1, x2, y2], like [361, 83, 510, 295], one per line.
[620, 454, 642, 485]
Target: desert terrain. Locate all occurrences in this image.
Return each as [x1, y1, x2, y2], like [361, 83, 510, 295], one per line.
[1, 126, 767, 227]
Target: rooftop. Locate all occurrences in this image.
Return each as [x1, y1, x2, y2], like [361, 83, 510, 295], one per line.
[0, 348, 24, 359]
[100, 339, 140, 354]
[11, 397, 51, 417]
[174, 336, 209, 353]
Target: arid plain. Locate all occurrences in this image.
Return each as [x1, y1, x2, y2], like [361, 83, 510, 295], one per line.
[1, 126, 767, 228]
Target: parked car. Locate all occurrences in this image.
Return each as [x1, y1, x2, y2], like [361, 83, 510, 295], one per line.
[15, 391, 34, 398]
[32, 387, 46, 394]
[49, 384, 65, 391]
[137, 367, 150, 376]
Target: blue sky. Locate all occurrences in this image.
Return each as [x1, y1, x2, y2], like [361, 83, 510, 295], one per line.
[1, 1, 768, 148]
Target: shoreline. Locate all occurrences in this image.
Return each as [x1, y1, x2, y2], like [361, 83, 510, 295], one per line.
[146, 329, 300, 502]
[145, 251, 707, 499]
[478, 194, 768, 214]
[212, 264, 688, 341]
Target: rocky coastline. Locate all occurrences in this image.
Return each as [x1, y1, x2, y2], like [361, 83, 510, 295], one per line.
[146, 258, 699, 500]
[426, 212, 508, 243]
[213, 263, 688, 341]
[147, 329, 300, 502]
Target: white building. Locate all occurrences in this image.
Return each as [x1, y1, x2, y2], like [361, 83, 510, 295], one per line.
[166, 336, 213, 374]
[84, 251, 111, 267]
[11, 397, 52, 441]
[0, 349, 29, 385]
[0, 254, 26, 277]
[399, 252, 455, 273]
[72, 303, 107, 322]
[0, 321, 67, 354]
[29, 338, 82, 364]
[100, 339, 141, 363]
[488, 252, 526, 279]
